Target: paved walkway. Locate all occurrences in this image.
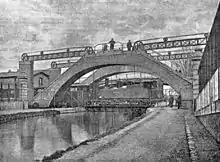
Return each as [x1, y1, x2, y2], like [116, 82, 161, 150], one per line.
[57, 107, 219, 161]
[84, 108, 190, 162]
[58, 108, 189, 161]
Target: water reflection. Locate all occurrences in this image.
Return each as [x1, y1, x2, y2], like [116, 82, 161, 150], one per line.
[0, 109, 135, 161]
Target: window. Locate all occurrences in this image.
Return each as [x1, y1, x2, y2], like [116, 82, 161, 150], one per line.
[39, 77, 43, 86]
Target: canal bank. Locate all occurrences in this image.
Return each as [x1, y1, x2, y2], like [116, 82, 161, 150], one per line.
[41, 108, 158, 161]
[0, 107, 86, 124]
[50, 107, 219, 161]
[0, 107, 141, 161]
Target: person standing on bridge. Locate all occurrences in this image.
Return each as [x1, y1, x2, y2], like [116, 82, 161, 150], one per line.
[103, 43, 108, 52]
[127, 40, 132, 51]
[109, 38, 115, 50]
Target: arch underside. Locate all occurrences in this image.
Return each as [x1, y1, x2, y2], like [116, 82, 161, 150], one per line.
[92, 71, 152, 86]
[79, 66, 159, 86]
[32, 50, 192, 108]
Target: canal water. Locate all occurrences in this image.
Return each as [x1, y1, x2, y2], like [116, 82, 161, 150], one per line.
[0, 109, 137, 161]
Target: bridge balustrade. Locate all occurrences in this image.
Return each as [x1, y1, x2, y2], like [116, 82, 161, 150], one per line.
[133, 33, 207, 51]
[21, 46, 94, 61]
[86, 98, 165, 108]
[21, 32, 208, 62]
[93, 42, 129, 54]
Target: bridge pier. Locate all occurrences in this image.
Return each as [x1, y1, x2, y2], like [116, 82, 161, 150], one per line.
[19, 61, 34, 107]
[191, 51, 203, 111]
[180, 84, 193, 109]
[177, 51, 202, 110]
[18, 75, 29, 109]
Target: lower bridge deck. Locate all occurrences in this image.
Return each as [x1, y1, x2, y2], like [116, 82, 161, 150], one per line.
[85, 98, 163, 111]
[85, 105, 150, 111]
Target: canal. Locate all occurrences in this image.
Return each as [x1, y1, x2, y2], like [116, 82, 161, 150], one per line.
[0, 109, 139, 161]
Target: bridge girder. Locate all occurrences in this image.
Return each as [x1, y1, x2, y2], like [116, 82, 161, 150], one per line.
[21, 33, 207, 62]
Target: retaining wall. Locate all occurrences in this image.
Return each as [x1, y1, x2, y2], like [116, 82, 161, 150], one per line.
[0, 110, 60, 124]
[197, 113, 220, 143]
[57, 107, 86, 113]
[195, 99, 220, 143]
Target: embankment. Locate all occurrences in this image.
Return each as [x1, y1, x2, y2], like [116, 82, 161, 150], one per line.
[41, 108, 158, 161]
[0, 110, 60, 124]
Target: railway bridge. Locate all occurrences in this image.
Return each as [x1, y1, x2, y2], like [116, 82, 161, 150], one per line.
[18, 33, 207, 108]
[32, 49, 192, 108]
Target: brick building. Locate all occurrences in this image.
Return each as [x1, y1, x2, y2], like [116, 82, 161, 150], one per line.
[0, 71, 26, 101]
[0, 68, 61, 109]
[33, 69, 61, 95]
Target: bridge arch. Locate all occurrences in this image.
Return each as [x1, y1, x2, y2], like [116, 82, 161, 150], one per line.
[92, 71, 146, 86]
[32, 50, 192, 108]
[80, 66, 161, 86]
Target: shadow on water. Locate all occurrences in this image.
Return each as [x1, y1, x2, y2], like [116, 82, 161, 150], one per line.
[0, 108, 145, 162]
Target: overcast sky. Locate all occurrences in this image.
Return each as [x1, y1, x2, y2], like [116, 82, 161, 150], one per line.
[0, 0, 219, 72]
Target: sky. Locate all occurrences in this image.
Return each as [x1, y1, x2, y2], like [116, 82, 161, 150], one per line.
[0, 0, 219, 72]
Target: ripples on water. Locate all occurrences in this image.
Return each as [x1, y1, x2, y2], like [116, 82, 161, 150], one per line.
[0, 109, 137, 161]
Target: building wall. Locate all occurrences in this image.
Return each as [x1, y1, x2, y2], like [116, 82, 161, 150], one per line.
[0, 68, 61, 108]
[33, 74, 49, 89]
[198, 4, 220, 92]
[0, 101, 28, 110]
[33, 68, 61, 96]
[33, 69, 61, 93]
[47, 68, 61, 83]
[0, 72, 28, 110]
[0, 77, 17, 101]
[0, 76, 20, 100]
[196, 3, 220, 143]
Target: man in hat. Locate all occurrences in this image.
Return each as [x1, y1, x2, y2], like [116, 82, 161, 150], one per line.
[127, 40, 132, 51]
[109, 38, 115, 50]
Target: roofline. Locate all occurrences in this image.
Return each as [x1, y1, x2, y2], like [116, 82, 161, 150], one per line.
[33, 72, 50, 77]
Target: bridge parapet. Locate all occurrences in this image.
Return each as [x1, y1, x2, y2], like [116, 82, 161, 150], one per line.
[133, 33, 207, 51]
[94, 42, 127, 53]
[21, 46, 94, 62]
[20, 33, 207, 63]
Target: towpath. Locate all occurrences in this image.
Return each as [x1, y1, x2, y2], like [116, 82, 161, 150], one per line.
[58, 107, 219, 161]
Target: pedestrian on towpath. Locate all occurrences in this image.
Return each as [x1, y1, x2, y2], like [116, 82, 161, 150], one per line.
[176, 94, 182, 109]
[127, 40, 132, 51]
[169, 95, 174, 108]
[109, 38, 115, 50]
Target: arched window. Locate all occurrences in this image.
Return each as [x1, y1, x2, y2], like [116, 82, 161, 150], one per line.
[39, 77, 43, 86]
